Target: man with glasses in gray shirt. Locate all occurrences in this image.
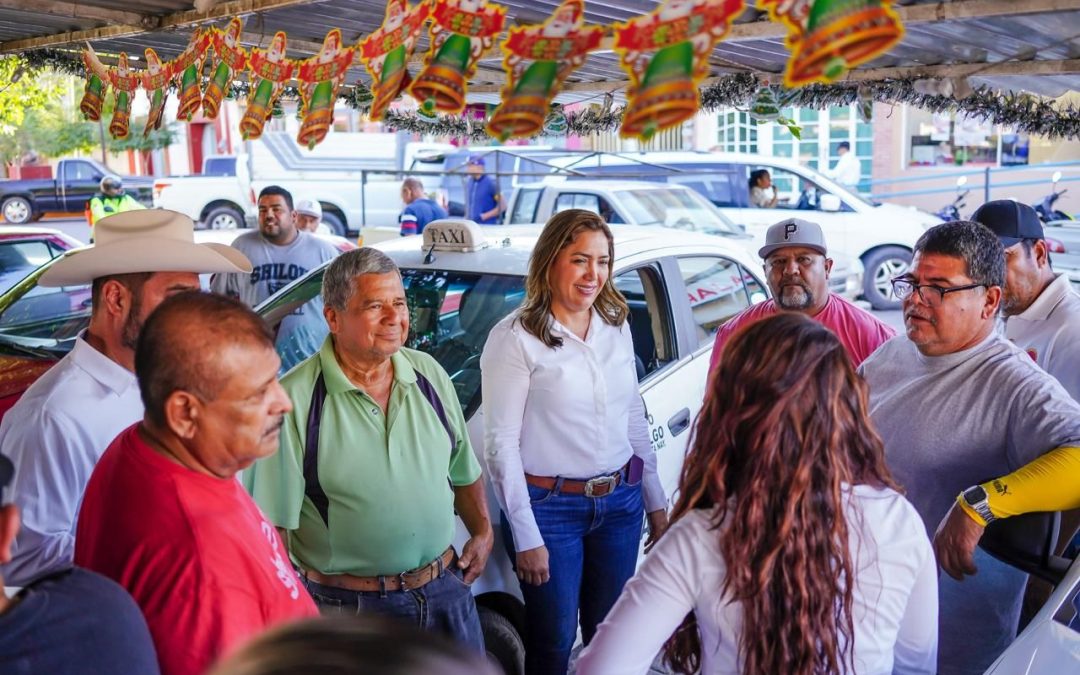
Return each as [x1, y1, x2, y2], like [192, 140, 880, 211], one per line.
[858, 220, 1080, 675]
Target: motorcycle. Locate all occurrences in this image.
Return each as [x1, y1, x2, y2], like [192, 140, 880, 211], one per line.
[935, 176, 970, 221]
[1033, 171, 1073, 224]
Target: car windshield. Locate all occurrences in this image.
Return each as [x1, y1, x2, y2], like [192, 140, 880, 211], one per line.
[615, 189, 741, 236]
[260, 267, 526, 417]
[0, 267, 91, 354]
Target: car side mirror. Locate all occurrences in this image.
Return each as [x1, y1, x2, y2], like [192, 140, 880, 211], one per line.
[956, 175, 968, 190]
[820, 194, 842, 212]
[979, 511, 1074, 586]
[1052, 170, 1062, 186]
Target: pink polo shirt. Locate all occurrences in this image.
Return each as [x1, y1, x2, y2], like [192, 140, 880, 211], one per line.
[708, 294, 896, 372]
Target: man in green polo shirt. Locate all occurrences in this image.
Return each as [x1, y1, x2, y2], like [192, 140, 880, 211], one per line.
[244, 248, 493, 651]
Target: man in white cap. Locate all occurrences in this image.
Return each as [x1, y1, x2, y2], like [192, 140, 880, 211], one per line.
[294, 198, 332, 235]
[709, 217, 894, 371]
[0, 209, 251, 587]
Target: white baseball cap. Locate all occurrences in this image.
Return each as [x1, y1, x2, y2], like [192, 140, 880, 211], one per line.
[295, 199, 322, 218]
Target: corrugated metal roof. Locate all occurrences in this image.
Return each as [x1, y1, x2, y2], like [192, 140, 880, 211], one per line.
[2, 0, 1078, 104]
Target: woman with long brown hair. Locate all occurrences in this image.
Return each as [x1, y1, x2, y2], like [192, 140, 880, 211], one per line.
[480, 209, 668, 674]
[577, 313, 937, 674]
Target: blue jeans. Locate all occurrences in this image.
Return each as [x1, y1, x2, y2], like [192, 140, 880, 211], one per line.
[302, 565, 484, 654]
[503, 479, 644, 675]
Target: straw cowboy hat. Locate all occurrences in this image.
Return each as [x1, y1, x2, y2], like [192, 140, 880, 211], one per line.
[40, 209, 252, 287]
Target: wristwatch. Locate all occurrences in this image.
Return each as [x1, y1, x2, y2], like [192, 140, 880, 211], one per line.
[961, 485, 996, 524]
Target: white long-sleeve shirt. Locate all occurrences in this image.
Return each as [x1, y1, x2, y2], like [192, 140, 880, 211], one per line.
[829, 151, 862, 188]
[480, 310, 666, 553]
[577, 485, 938, 675]
[0, 336, 143, 587]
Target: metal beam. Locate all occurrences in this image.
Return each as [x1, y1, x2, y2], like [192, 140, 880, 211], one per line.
[0, 0, 328, 53]
[1, 0, 1074, 56]
[0, 0, 149, 26]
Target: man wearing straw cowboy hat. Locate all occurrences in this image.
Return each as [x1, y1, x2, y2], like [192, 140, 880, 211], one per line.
[0, 209, 251, 588]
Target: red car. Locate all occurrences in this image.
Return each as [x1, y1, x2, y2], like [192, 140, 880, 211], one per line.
[0, 227, 83, 294]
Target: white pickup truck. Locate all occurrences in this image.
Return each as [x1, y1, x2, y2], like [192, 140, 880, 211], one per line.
[153, 134, 452, 236]
[504, 179, 863, 299]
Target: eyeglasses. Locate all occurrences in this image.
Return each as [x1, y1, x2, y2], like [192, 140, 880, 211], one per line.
[890, 278, 986, 306]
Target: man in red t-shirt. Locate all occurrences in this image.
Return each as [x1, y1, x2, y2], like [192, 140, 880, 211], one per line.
[75, 292, 318, 675]
[710, 218, 895, 371]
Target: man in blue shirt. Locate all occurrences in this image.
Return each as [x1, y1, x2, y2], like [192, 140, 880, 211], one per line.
[464, 155, 503, 225]
[0, 451, 159, 674]
[399, 178, 448, 236]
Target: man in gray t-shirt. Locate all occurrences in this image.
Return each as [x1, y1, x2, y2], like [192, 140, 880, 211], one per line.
[211, 186, 339, 372]
[860, 221, 1080, 675]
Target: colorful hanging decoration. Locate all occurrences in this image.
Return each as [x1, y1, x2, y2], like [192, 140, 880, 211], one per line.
[107, 53, 140, 139]
[203, 18, 249, 120]
[761, 0, 903, 87]
[856, 84, 873, 122]
[240, 32, 296, 140]
[141, 48, 173, 136]
[79, 44, 110, 121]
[410, 0, 507, 116]
[359, 0, 431, 122]
[748, 82, 782, 122]
[296, 29, 357, 149]
[613, 0, 744, 140]
[173, 29, 212, 121]
[486, 0, 603, 141]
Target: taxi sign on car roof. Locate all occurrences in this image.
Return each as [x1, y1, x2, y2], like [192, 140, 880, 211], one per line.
[422, 219, 488, 253]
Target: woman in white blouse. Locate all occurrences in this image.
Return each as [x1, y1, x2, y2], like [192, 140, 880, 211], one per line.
[480, 209, 668, 674]
[577, 313, 938, 675]
[748, 169, 778, 208]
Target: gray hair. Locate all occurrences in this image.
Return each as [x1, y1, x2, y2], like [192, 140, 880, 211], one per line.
[914, 220, 1005, 288]
[322, 248, 400, 310]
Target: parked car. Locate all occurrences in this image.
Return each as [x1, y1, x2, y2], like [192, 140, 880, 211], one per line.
[503, 179, 862, 300]
[152, 135, 455, 235]
[546, 151, 942, 309]
[0, 158, 153, 225]
[0, 227, 83, 294]
[0, 227, 354, 419]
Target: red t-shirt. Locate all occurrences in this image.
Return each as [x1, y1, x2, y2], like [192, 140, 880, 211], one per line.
[709, 294, 896, 372]
[75, 425, 318, 675]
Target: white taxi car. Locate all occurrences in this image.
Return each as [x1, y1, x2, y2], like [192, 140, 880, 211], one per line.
[256, 219, 770, 673]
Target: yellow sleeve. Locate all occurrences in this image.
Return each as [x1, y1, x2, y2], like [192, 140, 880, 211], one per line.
[957, 446, 1080, 526]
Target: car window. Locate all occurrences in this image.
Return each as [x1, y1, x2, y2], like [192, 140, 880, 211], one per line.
[751, 165, 853, 213]
[0, 241, 53, 267]
[676, 256, 765, 347]
[554, 192, 601, 215]
[509, 188, 541, 224]
[259, 267, 525, 417]
[62, 161, 99, 183]
[615, 189, 740, 236]
[0, 280, 91, 343]
[614, 265, 676, 381]
[203, 157, 236, 176]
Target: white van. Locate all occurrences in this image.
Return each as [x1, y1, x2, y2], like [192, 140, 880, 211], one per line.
[548, 151, 942, 309]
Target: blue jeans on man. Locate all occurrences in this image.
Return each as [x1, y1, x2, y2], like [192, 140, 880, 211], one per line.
[303, 563, 484, 653]
[503, 479, 644, 675]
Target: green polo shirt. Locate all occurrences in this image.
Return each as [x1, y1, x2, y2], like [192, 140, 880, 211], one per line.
[245, 337, 482, 576]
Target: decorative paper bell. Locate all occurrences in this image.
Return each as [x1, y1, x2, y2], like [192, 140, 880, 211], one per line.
[749, 85, 782, 123]
[619, 41, 699, 141]
[787, 0, 904, 86]
[415, 105, 440, 124]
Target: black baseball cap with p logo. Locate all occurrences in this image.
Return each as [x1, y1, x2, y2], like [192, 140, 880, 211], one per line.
[971, 200, 1044, 247]
[758, 218, 828, 259]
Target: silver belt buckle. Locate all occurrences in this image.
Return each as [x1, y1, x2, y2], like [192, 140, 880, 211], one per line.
[584, 475, 617, 497]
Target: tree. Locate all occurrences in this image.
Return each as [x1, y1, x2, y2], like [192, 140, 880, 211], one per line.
[0, 58, 58, 134]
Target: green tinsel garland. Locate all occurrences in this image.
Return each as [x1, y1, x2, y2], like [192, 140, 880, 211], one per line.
[17, 48, 1080, 139]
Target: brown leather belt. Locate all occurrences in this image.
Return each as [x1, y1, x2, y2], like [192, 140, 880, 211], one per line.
[525, 461, 629, 498]
[305, 547, 456, 593]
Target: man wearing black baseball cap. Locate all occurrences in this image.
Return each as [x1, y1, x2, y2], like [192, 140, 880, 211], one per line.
[0, 450, 158, 673]
[972, 199, 1080, 401]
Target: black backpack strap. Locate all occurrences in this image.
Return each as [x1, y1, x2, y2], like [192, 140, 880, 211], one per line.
[304, 372, 331, 527]
[414, 370, 455, 453]
[303, 366, 456, 529]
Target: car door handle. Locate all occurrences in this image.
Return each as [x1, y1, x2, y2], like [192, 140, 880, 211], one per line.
[668, 408, 691, 437]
